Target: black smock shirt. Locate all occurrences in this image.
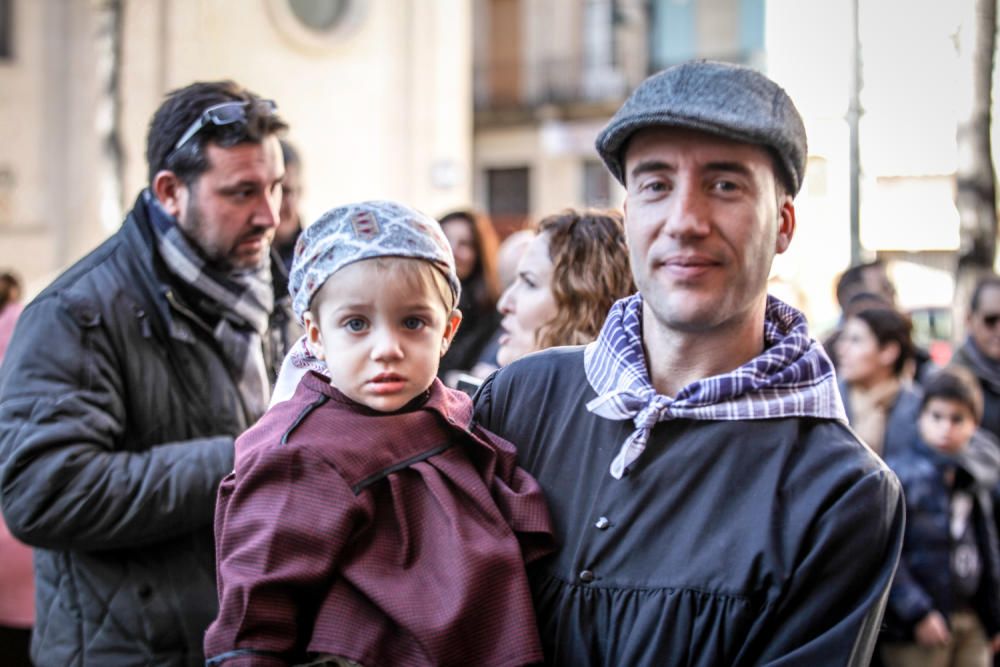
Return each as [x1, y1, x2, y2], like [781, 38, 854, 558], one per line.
[474, 347, 905, 666]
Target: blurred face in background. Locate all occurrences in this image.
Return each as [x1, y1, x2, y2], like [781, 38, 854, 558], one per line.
[441, 217, 478, 282]
[835, 316, 899, 389]
[919, 398, 976, 456]
[969, 284, 1000, 362]
[276, 160, 302, 247]
[496, 232, 558, 367]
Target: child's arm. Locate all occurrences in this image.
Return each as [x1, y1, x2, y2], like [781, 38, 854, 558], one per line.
[885, 548, 937, 639]
[204, 444, 361, 666]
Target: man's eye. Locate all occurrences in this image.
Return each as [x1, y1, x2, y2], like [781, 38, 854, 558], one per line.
[713, 180, 738, 192]
[345, 318, 366, 332]
[403, 317, 425, 330]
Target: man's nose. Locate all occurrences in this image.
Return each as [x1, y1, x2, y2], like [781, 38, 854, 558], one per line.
[664, 183, 711, 238]
[255, 189, 280, 229]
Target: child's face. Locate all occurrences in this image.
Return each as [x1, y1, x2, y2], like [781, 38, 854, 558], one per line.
[918, 398, 976, 456]
[303, 259, 461, 412]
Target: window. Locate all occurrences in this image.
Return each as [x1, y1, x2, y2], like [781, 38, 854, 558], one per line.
[582, 160, 612, 208]
[486, 167, 530, 237]
[287, 0, 351, 32]
[266, 0, 366, 52]
[648, 0, 764, 71]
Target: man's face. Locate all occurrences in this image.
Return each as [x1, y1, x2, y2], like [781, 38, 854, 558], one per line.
[178, 135, 284, 270]
[622, 127, 795, 334]
[969, 284, 1000, 361]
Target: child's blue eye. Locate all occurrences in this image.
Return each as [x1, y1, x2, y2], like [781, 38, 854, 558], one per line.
[345, 318, 367, 332]
[403, 317, 425, 330]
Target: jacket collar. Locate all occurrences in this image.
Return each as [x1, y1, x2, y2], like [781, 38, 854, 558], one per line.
[121, 190, 291, 342]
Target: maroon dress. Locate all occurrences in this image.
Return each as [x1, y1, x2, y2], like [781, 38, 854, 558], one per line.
[204, 372, 555, 666]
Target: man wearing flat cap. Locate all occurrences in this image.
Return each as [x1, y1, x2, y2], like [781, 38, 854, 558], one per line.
[474, 60, 904, 665]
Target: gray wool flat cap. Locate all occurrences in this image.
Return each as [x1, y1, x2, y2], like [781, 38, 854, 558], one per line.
[595, 60, 807, 195]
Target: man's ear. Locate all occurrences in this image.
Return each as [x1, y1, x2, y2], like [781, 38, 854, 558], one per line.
[775, 197, 796, 255]
[441, 309, 463, 356]
[302, 310, 326, 361]
[151, 170, 187, 219]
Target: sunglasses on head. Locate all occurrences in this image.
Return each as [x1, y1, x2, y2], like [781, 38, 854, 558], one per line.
[171, 99, 278, 155]
[980, 313, 1000, 328]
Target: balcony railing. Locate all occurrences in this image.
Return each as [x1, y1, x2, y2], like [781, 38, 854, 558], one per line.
[474, 56, 633, 113]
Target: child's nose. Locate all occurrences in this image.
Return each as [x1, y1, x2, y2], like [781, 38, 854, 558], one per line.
[371, 330, 404, 361]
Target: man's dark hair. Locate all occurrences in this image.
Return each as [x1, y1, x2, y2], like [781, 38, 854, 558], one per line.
[280, 139, 301, 168]
[835, 260, 886, 310]
[921, 366, 984, 424]
[969, 274, 1000, 313]
[145, 80, 288, 185]
[0, 271, 21, 310]
[851, 306, 915, 377]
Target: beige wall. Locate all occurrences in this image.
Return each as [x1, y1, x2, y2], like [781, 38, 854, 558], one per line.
[0, 0, 473, 296]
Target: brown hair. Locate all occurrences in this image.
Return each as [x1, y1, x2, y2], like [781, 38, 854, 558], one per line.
[438, 209, 501, 311]
[535, 209, 635, 349]
[924, 366, 984, 424]
[850, 307, 915, 377]
[0, 271, 21, 311]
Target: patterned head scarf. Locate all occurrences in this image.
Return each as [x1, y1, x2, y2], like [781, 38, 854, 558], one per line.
[289, 200, 460, 324]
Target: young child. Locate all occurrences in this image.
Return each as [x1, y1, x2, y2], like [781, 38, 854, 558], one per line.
[881, 366, 1000, 667]
[204, 201, 555, 667]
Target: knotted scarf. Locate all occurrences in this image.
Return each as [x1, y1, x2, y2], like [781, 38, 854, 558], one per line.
[585, 294, 846, 478]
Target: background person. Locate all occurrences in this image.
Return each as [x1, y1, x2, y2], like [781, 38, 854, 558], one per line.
[474, 60, 903, 665]
[0, 271, 23, 362]
[495, 209, 634, 367]
[881, 367, 1000, 667]
[438, 208, 502, 382]
[836, 306, 921, 459]
[954, 275, 1000, 445]
[0, 270, 31, 667]
[274, 139, 303, 272]
[0, 80, 296, 666]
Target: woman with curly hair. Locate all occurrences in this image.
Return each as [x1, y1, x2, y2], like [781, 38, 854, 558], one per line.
[496, 209, 635, 367]
[438, 209, 503, 379]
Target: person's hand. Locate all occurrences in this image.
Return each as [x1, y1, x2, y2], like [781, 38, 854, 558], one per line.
[990, 632, 1000, 654]
[915, 611, 951, 648]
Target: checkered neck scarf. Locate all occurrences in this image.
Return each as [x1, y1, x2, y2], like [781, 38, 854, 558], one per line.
[585, 294, 846, 478]
[145, 190, 274, 420]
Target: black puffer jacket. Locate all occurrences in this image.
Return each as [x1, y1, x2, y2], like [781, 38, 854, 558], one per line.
[0, 194, 296, 666]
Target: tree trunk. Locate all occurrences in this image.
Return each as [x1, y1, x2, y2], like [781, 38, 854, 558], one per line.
[955, 0, 998, 339]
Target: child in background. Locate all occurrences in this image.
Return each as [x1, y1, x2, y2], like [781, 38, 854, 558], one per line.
[204, 201, 555, 667]
[881, 366, 1000, 667]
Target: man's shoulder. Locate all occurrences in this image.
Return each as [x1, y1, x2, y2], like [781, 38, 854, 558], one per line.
[32, 224, 138, 312]
[789, 417, 900, 494]
[490, 345, 587, 392]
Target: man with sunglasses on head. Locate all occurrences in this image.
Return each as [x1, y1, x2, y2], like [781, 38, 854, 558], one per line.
[0, 81, 296, 666]
[955, 276, 1000, 444]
